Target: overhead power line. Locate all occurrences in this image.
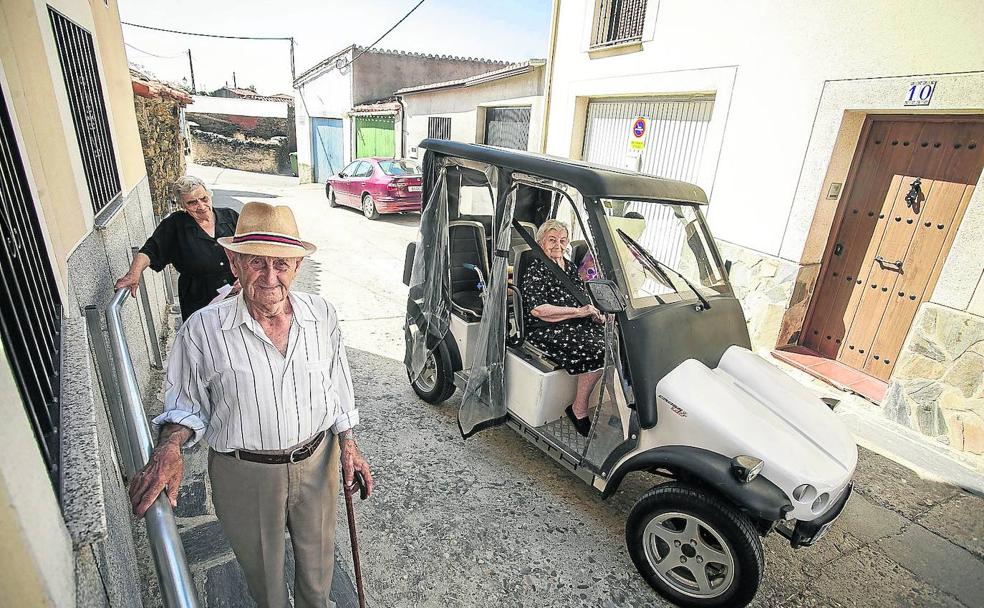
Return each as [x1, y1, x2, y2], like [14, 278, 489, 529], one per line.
[121, 21, 291, 41]
[340, 0, 428, 69]
[124, 42, 185, 60]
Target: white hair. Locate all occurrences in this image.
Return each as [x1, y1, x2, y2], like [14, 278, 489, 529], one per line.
[172, 175, 211, 203]
[535, 219, 570, 242]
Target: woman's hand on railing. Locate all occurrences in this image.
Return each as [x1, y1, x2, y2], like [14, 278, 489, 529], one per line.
[128, 426, 191, 518]
[114, 272, 141, 298]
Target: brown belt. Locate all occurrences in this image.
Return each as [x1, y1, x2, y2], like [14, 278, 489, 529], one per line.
[228, 431, 326, 464]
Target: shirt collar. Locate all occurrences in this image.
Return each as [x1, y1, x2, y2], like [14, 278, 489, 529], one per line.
[220, 291, 314, 331]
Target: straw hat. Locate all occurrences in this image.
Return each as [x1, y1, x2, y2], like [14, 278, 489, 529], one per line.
[217, 202, 317, 258]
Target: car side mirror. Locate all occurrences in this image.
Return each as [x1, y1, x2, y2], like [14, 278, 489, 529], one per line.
[338, 172, 346, 178]
[586, 279, 626, 313]
[724, 259, 733, 275]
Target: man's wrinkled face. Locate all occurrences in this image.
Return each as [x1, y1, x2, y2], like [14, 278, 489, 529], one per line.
[228, 252, 302, 308]
[538, 229, 569, 264]
[180, 185, 212, 222]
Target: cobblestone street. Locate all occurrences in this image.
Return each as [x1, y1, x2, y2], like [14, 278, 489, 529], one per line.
[140, 166, 984, 607]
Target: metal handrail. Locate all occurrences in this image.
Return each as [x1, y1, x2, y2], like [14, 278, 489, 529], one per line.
[106, 288, 200, 608]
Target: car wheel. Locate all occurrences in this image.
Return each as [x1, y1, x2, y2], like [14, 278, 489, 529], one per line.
[326, 184, 337, 207]
[362, 193, 380, 220]
[409, 341, 455, 404]
[626, 482, 763, 608]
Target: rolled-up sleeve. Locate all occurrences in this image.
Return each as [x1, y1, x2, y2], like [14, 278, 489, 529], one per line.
[329, 325, 359, 435]
[152, 325, 212, 445]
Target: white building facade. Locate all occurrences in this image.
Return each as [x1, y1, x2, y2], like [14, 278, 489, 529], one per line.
[294, 46, 507, 183]
[544, 0, 984, 453]
[398, 60, 547, 157]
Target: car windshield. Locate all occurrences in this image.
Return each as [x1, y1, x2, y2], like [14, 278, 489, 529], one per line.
[600, 199, 727, 308]
[379, 160, 420, 176]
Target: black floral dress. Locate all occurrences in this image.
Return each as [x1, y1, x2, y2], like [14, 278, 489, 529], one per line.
[519, 257, 606, 374]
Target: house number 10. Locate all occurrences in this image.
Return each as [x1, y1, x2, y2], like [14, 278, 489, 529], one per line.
[905, 81, 936, 106]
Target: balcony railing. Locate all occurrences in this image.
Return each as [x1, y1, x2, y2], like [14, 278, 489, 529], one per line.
[591, 0, 648, 49]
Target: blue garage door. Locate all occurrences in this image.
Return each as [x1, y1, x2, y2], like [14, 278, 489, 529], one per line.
[311, 117, 343, 183]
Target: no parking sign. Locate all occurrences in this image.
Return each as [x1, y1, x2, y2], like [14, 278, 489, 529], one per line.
[629, 116, 648, 151]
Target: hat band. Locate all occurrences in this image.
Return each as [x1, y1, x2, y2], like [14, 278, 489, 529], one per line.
[232, 232, 305, 249]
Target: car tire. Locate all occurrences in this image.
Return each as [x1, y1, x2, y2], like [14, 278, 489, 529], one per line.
[409, 340, 455, 404]
[326, 184, 337, 207]
[362, 193, 380, 220]
[626, 482, 763, 608]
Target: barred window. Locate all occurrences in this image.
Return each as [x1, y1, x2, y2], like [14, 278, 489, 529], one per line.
[428, 116, 452, 140]
[0, 88, 63, 491]
[49, 8, 122, 216]
[592, 0, 648, 48]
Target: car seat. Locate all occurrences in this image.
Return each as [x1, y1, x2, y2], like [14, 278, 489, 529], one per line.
[449, 220, 489, 320]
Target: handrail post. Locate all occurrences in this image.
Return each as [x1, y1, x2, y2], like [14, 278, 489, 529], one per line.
[106, 288, 199, 608]
[132, 247, 164, 369]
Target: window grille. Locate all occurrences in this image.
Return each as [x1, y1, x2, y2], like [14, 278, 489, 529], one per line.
[49, 7, 121, 216]
[592, 0, 648, 48]
[428, 116, 452, 140]
[0, 87, 63, 491]
[484, 107, 531, 150]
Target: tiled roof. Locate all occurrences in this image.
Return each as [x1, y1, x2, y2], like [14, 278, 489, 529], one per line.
[130, 69, 192, 105]
[394, 59, 546, 95]
[294, 44, 510, 86]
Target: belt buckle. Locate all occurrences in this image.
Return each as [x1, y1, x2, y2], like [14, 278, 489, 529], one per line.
[289, 445, 309, 463]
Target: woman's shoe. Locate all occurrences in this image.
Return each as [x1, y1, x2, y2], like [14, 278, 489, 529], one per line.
[565, 405, 591, 437]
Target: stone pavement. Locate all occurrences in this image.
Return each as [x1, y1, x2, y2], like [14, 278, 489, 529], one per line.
[130, 166, 984, 607]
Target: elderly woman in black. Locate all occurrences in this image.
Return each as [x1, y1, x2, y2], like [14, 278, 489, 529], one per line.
[115, 176, 240, 320]
[519, 219, 606, 437]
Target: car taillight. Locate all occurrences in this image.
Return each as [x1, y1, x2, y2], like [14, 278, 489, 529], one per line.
[388, 180, 406, 190]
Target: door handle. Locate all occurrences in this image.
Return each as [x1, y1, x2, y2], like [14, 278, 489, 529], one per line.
[874, 256, 903, 272]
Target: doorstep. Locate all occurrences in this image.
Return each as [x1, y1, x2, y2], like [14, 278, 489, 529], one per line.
[772, 346, 888, 404]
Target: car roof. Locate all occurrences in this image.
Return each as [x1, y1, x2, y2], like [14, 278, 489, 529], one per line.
[419, 139, 708, 204]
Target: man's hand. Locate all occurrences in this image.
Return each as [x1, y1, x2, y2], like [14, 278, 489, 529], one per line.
[128, 425, 190, 517]
[340, 433, 373, 499]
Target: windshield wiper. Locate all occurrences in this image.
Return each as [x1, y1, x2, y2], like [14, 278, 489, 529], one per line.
[616, 228, 712, 311]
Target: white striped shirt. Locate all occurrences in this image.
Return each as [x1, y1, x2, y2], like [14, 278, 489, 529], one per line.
[153, 291, 359, 452]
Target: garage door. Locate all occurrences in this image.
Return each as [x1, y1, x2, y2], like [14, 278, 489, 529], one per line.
[485, 107, 531, 150]
[582, 97, 714, 184]
[355, 115, 395, 158]
[311, 117, 343, 183]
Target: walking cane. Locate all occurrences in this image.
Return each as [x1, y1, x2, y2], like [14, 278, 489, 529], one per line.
[344, 470, 369, 608]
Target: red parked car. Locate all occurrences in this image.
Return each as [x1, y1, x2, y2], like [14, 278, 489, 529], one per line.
[326, 158, 422, 219]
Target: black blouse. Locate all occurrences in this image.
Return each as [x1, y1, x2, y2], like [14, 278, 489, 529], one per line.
[140, 207, 239, 319]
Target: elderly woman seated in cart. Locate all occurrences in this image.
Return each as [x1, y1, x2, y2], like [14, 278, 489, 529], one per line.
[519, 219, 607, 436]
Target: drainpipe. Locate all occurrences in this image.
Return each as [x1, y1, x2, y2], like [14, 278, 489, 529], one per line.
[396, 95, 407, 158]
[538, 0, 562, 154]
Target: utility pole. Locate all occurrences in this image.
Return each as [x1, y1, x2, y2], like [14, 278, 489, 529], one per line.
[232, 72, 237, 88]
[187, 49, 196, 93]
[289, 37, 296, 84]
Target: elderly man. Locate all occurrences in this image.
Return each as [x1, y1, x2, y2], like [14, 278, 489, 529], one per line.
[129, 201, 373, 608]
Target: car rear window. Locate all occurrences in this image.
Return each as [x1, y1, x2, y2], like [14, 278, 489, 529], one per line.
[379, 160, 420, 176]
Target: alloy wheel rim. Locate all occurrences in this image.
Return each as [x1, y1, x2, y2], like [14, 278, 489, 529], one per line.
[363, 195, 374, 217]
[642, 511, 736, 599]
[415, 352, 437, 392]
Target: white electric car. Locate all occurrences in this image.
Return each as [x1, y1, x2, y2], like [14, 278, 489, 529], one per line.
[403, 140, 857, 608]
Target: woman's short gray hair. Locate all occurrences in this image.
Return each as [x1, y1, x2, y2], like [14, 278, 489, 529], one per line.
[535, 219, 570, 242]
[172, 175, 211, 203]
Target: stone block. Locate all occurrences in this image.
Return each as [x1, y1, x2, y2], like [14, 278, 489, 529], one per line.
[943, 351, 984, 397]
[935, 311, 984, 361]
[896, 352, 946, 380]
[908, 333, 948, 363]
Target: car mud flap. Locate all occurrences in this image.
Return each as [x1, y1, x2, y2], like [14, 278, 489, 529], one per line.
[457, 165, 516, 438]
[406, 164, 451, 383]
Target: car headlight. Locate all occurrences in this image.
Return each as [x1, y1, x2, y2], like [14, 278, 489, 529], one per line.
[811, 493, 830, 514]
[730, 455, 764, 483]
[793, 484, 817, 503]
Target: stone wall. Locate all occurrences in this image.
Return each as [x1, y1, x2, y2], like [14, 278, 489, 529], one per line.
[185, 112, 289, 140]
[716, 240, 799, 351]
[132, 92, 187, 219]
[883, 304, 984, 454]
[190, 129, 288, 175]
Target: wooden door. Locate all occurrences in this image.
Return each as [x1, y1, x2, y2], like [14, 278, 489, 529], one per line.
[804, 117, 984, 381]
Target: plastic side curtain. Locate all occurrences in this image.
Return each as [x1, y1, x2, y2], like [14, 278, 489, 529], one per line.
[404, 158, 450, 383]
[457, 166, 514, 438]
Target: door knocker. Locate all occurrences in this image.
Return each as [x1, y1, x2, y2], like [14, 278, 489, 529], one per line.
[905, 178, 923, 210]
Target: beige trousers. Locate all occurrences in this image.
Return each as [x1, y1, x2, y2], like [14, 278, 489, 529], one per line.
[208, 434, 340, 608]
